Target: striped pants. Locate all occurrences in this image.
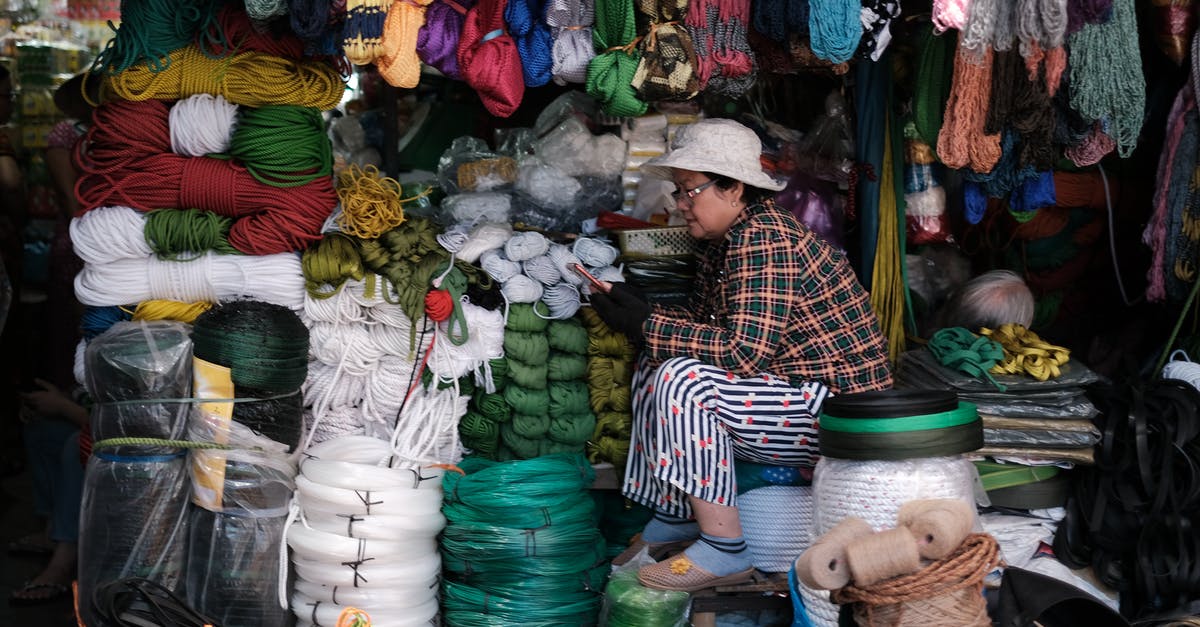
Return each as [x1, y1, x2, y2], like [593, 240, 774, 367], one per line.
[622, 356, 828, 519]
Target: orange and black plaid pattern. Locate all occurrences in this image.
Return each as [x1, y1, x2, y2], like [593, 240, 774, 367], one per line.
[644, 201, 892, 394]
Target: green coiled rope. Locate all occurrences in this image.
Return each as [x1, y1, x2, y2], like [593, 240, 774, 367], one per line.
[302, 233, 365, 299]
[144, 209, 241, 260]
[92, 0, 220, 74]
[506, 361, 549, 390]
[510, 413, 551, 439]
[504, 331, 550, 365]
[547, 319, 589, 354]
[506, 303, 551, 333]
[548, 413, 595, 446]
[928, 327, 1006, 391]
[547, 352, 588, 381]
[225, 106, 333, 188]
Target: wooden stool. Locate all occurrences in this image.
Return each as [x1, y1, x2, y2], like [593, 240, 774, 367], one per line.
[690, 572, 793, 627]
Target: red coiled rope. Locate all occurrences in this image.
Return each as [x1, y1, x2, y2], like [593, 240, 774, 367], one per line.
[77, 100, 172, 175]
[457, 0, 525, 117]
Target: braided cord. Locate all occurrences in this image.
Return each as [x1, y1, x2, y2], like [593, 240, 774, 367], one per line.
[227, 106, 333, 188]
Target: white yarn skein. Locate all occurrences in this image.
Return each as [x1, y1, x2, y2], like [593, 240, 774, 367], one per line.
[547, 242, 584, 286]
[501, 274, 544, 303]
[457, 222, 512, 263]
[480, 249, 522, 282]
[428, 300, 505, 380]
[74, 252, 305, 309]
[436, 222, 471, 255]
[70, 206, 151, 264]
[169, 94, 238, 156]
[573, 236, 619, 267]
[522, 254, 562, 286]
[1162, 349, 1200, 393]
[543, 282, 581, 319]
[504, 231, 550, 261]
[546, 0, 595, 84]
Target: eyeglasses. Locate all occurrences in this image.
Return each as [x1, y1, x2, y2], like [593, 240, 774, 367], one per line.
[671, 179, 717, 202]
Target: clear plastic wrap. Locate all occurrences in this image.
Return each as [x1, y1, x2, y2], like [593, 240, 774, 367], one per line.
[599, 569, 689, 627]
[534, 117, 627, 178]
[442, 192, 513, 224]
[794, 92, 854, 185]
[188, 506, 291, 627]
[437, 137, 517, 195]
[517, 162, 582, 209]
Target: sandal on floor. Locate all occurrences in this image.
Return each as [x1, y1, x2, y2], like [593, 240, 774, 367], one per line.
[6, 534, 53, 557]
[9, 581, 71, 606]
[611, 533, 695, 566]
[637, 555, 756, 592]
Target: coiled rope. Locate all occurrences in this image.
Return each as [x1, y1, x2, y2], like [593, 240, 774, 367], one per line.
[458, 0, 526, 117]
[979, 323, 1069, 381]
[144, 209, 242, 259]
[169, 94, 237, 157]
[70, 205, 152, 264]
[91, 0, 220, 74]
[336, 164, 409, 239]
[546, 0, 595, 84]
[927, 327, 1006, 390]
[201, 4, 309, 61]
[303, 233, 366, 299]
[586, 0, 648, 117]
[378, 0, 436, 87]
[225, 105, 333, 188]
[103, 44, 346, 110]
[132, 300, 213, 323]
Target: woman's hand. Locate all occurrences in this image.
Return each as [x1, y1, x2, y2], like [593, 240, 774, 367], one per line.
[589, 282, 651, 343]
[21, 379, 87, 427]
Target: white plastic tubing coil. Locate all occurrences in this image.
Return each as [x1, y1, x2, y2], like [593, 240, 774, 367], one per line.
[288, 435, 446, 627]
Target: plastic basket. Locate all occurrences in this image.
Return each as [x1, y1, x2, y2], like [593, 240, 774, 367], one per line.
[613, 227, 697, 257]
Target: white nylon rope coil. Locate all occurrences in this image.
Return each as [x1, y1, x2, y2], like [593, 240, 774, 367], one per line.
[74, 252, 305, 309]
[169, 93, 238, 157]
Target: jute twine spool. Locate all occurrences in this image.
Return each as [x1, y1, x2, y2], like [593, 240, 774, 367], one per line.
[795, 517, 873, 590]
[844, 527, 921, 587]
[833, 533, 1001, 627]
[896, 499, 974, 561]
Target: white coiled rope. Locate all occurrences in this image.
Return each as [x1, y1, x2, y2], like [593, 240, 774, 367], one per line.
[546, 242, 584, 286]
[523, 254, 562, 286]
[69, 206, 152, 264]
[580, 264, 626, 295]
[542, 282, 581, 319]
[572, 236, 620, 267]
[1162, 349, 1200, 393]
[504, 230, 550, 261]
[74, 252, 304, 309]
[480, 249, 522, 282]
[546, 0, 595, 84]
[501, 274, 545, 303]
[169, 94, 238, 157]
[428, 300, 505, 380]
[390, 384, 467, 465]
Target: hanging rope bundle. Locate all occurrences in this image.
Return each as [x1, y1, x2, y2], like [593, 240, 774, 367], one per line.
[417, 0, 475, 80]
[169, 94, 237, 157]
[506, 0, 555, 86]
[378, 0, 436, 87]
[936, 37, 1001, 173]
[869, 120, 907, 362]
[245, 0, 289, 21]
[751, 0, 807, 46]
[932, 0, 970, 32]
[74, 251, 306, 310]
[337, 164, 408, 239]
[685, 0, 755, 95]
[344, 0, 389, 64]
[70, 205, 152, 264]
[91, 0, 221, 74]
[586, 0, 648, 117]
[303, 233, 366, 298]
[985, 49, 1055, 170]
[144, 209, 242, 259]
[226, 106, 333, 188]
[1068, 0, 1145, 157]
[1066, 0, 1112, 35]
[458, 0, 527, 117]
[102, 45, 346, 110]
[979, 323, 1069, 381]
[200, 4, 308, 60]
[807, 0, 861, 63]
[631, 0, 700, 100]
[545, 0, 595, 84]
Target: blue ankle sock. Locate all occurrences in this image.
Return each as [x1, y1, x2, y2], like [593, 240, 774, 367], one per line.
[681, 533, 752, 576]
[640, 513, 700, 544]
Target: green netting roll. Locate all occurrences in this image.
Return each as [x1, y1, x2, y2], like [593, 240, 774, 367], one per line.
[600, 570, 690, 627]
[549, 381, 592, 415]
[511, 413, 552, 439]
[506, 303, 551, 332]
[504, 331, 551, 365]
[508, 361, 549, 390]
[548, 319, 590, 354]
[442, 519, 604, 561]
[548, 352, 589, 381]
[548, 413, 596, 446]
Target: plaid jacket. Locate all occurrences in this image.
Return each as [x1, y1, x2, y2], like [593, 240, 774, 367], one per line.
[644, 201, 892, 394]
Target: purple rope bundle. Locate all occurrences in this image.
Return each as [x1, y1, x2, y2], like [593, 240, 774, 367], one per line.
[418, 0, 475, 78]
[1066, 0, 1112, 35]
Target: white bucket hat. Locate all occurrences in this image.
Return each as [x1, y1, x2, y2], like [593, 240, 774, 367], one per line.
[640, 118, 787, 192]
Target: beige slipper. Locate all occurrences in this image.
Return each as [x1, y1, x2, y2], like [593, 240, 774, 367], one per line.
[636, 554, 756, 592]
[611, 533, 695, 566]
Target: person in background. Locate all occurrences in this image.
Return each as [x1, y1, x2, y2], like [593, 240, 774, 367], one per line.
[589, 119, 892, 592]
[935, 269, 1036, 332]
[0, 64, 26, 478]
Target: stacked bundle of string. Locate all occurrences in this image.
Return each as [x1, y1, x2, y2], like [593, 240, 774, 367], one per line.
[630, 0, 700, 101]
[225, 105, 333, 187]
[685, 0, 755, 96]
[289, 435, 445, 626]
[580, 307, 636, 467]
[90, 0, 221, 74]
[416, 0, 476, 80]
[77, 322, 194, 627]
[541, 317, 596, 454]
[440, 454, 607, 626]
[545, 0, 595, 84]
[1067, 0, 1144, 157]
[586, 0, 648, 117]
[506, 0, 554, 86]
[74, 251, 305, 309]
[132, 300, 213, 323]
[102, 44, 346, 109]
[337, 164, 408, 239]
[457, 0, 526, 117]
[807, 0, 861, 63]
[571, 236, 623, 294]
[76, 99, 337, 255]
[378, 0, 436, 87]
[169, 94, 237, 157]
[497, 302, 553, 459]
[936, 36, 1001, 173]
[343, 0, 389, 64]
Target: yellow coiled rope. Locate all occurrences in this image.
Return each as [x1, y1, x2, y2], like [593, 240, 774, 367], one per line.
[131, 299, 213, 323]
[103, 44, 346, 110]
[336, 164, 409, 240]
[980, 323, 1070, 381]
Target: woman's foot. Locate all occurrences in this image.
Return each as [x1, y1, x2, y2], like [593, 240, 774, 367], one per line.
[612, 512, 701, 566]
[636, 534, 755, 591]
[8, 541, 75, 606]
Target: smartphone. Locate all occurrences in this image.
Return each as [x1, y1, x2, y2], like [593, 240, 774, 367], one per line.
[572, 263, 611, 293]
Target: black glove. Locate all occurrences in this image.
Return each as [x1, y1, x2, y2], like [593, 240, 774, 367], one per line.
[589, 282, 651, 343]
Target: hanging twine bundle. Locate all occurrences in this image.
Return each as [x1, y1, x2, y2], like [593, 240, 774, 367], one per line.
[751, 0, 807, 46]
[833, 534, 1001, 627]
[378, 0, 435, 89]
[245, 0, 289, 21]
[586, 0, 648, 117]
[344, 0, 390, 64]
[870, 123, 906, 362]
[685, 0, 755, 96]
[102, 45, 346, 110]
[1068, 0, 1145, 157]
[169, 94, 238, 157]
[458, 0, 527, 117]
[979, 323, 1069, 381]
[226, 105, 333, 187]
[936, 38, 1001, 173]
[631, 0, 701, 101]
[1015, 0, 1066, 63]
[337, 164, 408, 239]
[91, 0, 220, 74]
[506, 0, 555, 86]
[302, 233, 366, 298]
[1065, 122, 1116, 166]
[807, 0, 861, 63]
[417, 0, 475, 80]
[289, 0, 340, 42]
[132, 300, 213, 323]
[545, 0, 595, 84]
[985, 50, 1055, 170]
[1066, 0, 1112, 35]
[961, 0, 1015, 55]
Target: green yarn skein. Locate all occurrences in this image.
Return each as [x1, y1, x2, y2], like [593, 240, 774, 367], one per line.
[548, 352, 589, 381]
[511, 413, 551, 439]
[460, 411, 499, 456]
[473, 391, 512, 423]
[549, 381, 592, 416]
[548, 413, 596, 446]
[506, 303, 551, 332]
[500, 423, 543, 459]
[504, 331, 550, 365]
[548, 319, 589, 354]
[503, 385, 550, 415]
[507, 361, 548, 390]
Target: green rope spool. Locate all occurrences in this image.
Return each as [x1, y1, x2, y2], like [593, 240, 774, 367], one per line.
[302, 233, 365, 299]
[548, 319, 589, 354]
[510, 413, 552, 439]
[460, 411, 500, 457]
[547, 352, 588, 381]
[473, 391, 512, 423]
[549, 381, 592, 416]
[225, 106, 332, 188]
[504, 331, 550, 366]
[506, 361, 548, 390]
[548, 413, 595, 446]
[505, 303, 550, 333]
[500, 423, 543, 459]
[144, 209, 241, 260]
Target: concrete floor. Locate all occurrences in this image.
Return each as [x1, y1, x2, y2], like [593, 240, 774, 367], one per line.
[0, 467, 78, 627]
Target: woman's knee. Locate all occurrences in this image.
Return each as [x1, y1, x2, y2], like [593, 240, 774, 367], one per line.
[653, 357, 712, 404]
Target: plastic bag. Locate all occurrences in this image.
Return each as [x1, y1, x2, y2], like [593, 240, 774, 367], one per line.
[794, 92, 854, 185]
[437, 137, 518, 195]
[774, 171, 845, 250]
[517, 162, 582, 209]
[442, 192, 513, 224]
[600, 553, 689, 627]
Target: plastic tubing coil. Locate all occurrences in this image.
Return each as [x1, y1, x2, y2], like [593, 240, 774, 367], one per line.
[302, 509, 445, 539]
[291, 591, 438, 626]
[287, 525, 438, 562]
[292, 552, 442, 587]
[295, 475, 444, 515]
